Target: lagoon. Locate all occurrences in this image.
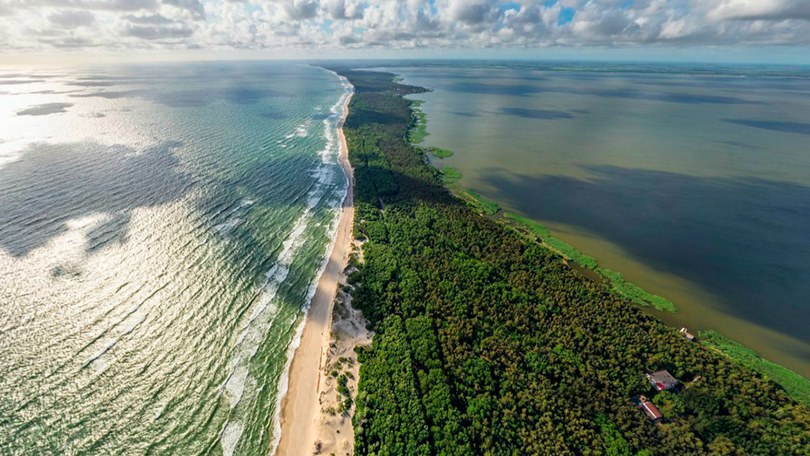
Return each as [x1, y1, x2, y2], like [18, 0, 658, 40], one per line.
[389, 61, 810, 378]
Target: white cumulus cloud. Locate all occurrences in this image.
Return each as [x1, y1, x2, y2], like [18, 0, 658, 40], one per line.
[0, 0, 808, 53]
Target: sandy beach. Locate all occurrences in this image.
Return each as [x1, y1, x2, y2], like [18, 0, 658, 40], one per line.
[275, 89, 361, 456]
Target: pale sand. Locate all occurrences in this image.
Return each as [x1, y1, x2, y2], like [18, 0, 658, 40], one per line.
[310, 251, 372, 456]
[275, 92, 360, 456]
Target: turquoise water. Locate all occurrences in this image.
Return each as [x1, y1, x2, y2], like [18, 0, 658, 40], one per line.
[0, 62, 351, 454]
[389, 62, 810, 378]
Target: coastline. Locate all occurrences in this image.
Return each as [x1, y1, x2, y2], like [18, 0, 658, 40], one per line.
[274, 84, 355, 455]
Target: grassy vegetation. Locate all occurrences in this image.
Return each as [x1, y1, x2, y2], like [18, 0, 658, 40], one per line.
[460, 190, 501, 215]
[504, 212, 552, 237]
[427, 146, 454, 159]
[407, 99, 428, 144]
[440, 166, 462, 185]
[700, 330, 810, 407]
[597, 268, 677, 313]
[546, 238, 599, 270]
[504, 213, 600, 270]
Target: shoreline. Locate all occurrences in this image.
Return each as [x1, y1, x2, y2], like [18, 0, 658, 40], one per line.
[274, 82, 355, 455]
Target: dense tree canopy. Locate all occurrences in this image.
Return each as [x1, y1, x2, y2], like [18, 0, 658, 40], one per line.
[331, 68, 810, 455]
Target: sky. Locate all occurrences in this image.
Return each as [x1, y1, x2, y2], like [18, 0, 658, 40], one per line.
[1, 0, 810, 64]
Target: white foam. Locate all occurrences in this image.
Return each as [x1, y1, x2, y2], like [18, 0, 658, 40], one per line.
[266, 68, 354, 456]
[84, 338, 117, 367]
[214, 199, 255, 235]
[295, 122, 309, 138]
[121, 313, 146, 336]
[90, 356, 108, 375]
[217, 208, 317, 453]
[223, 365, 248, 409]
[214, 218, 242, 234]
[219, 69, 354, 456]
[153, 401, 168, 421]
[219, 178, 332, 450]
[220, 421, 244, 456]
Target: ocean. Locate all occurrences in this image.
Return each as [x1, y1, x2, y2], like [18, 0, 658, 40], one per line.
[388, 61, 810, 378]
[0, 62, 351, 454]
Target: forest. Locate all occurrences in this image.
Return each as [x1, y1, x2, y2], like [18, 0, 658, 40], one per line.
[329, 67, 810, 455]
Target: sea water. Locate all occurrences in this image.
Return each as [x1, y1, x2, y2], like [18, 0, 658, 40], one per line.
[0, 62, 350, 455]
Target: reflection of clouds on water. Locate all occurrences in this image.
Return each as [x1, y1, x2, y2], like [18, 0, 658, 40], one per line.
[499, 107, 573, 120]
[71, 86, 290, 108]
[449, 111, 481, 117]
[0, 79, 47, 85]
[17, 103, 72, 116]
[484, 165, 810, 348]
[0, 140, 191, 257]
[443, 79, 765, 105]
[725, 119, 810, 136]
[50, 262, 83, 278]
[69, 81, 117, 87]
[445, 81, 544, 96]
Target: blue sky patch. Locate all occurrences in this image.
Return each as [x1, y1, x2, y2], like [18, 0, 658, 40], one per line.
[558, 7, 576, 26]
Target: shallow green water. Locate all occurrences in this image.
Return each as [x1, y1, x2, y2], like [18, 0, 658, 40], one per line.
[390, 62, 810, 378]
[0, 62, 351, 455]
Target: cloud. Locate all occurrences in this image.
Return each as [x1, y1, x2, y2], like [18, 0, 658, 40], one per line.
[446, 0, 498, 25]
[0, 3, 15, 16]
[162, 0, 205, 20]
[27, 0, 159, 11]
[284, 0, 319, 20]
[708, 0, 810, 22]
[1, 0, 809, 53]
[322, 0, 363, 20]
[48, 9, 96, 28]
[123, 21, 193, 39]
[124, 13, 173, 24]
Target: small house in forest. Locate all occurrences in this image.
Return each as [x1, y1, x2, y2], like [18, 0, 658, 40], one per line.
[680, 327, 696, 341]
[647, 370, 679, 392]
[636, 395, 663, 422]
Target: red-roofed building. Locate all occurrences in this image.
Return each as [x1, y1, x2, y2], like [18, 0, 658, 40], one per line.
[633, 395, 663, 422]
[638, 396, 663, 421]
